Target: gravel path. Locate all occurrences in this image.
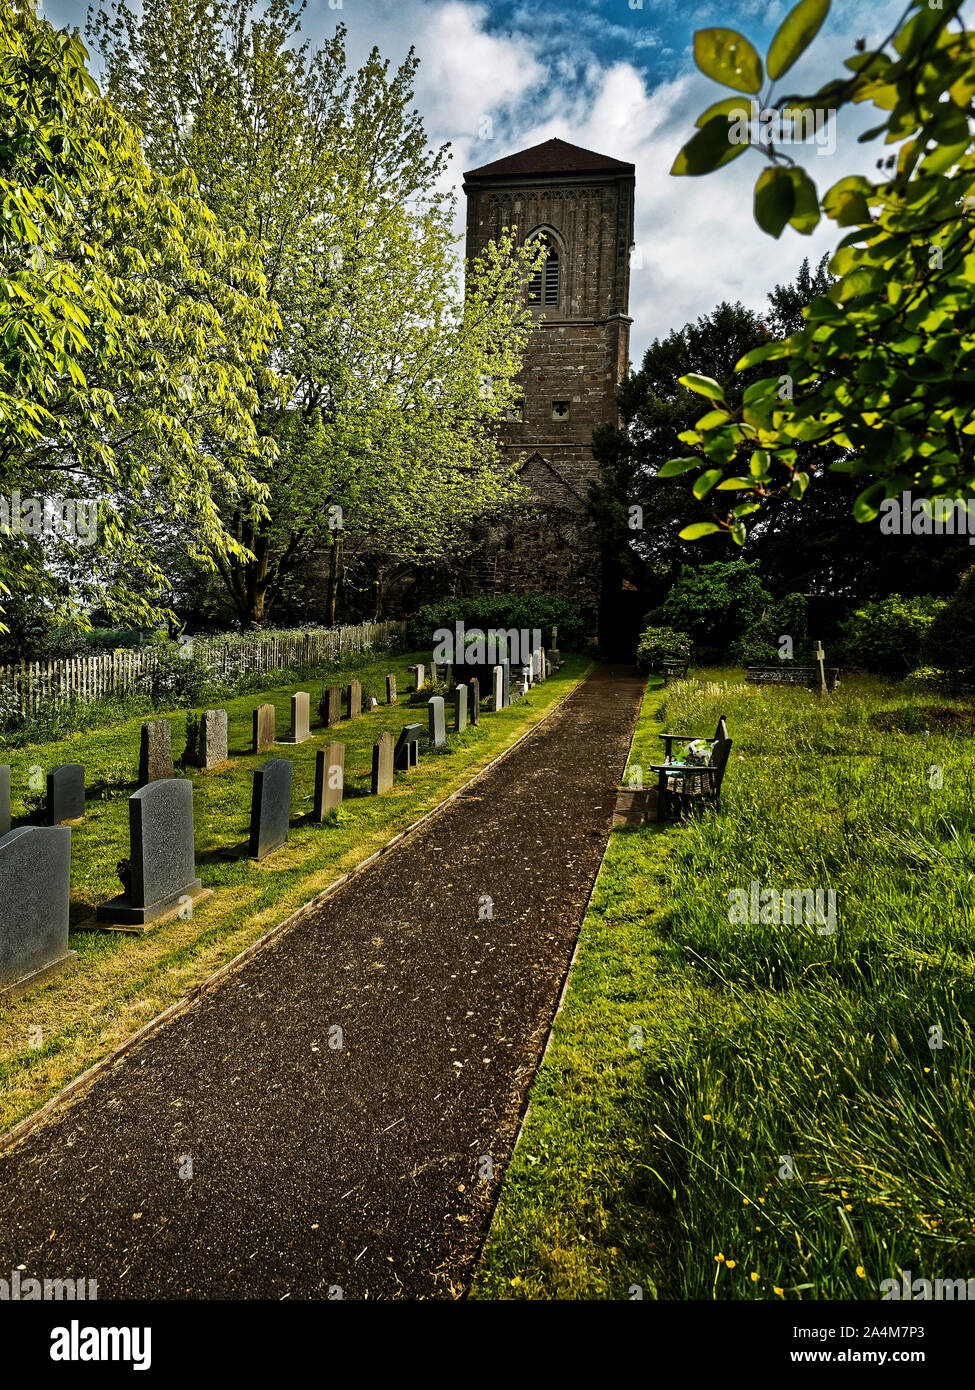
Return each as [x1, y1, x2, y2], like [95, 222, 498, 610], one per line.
[0, 664, 644, 1300]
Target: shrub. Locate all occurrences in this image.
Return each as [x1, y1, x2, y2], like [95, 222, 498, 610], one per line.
[842, 594, 947, 674]
[659, 561, 771, 655]
[636, 626, 691, 673]
[409, 595, 585, 652]
[926, 567, 975, 682]
[729, 592, 809, 667]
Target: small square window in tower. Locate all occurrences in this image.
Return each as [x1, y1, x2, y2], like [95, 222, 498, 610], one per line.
[552, 400, 570, 420]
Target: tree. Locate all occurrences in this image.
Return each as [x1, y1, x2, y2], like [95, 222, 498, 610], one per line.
[0, 0, 278, 632]
[668, 0, 975, 542]
[89, 0, 542, 625]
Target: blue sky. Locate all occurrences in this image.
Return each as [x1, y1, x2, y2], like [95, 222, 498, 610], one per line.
[44, 0, 930, 359]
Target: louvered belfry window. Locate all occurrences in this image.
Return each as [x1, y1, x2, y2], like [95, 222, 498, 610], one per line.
[528, 236, 560, 307]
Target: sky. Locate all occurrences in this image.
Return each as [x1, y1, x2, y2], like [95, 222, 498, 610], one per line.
[43, 0, 922, 363]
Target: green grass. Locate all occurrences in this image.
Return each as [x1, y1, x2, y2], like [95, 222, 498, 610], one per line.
[0, 650, 590, 1134]
[472, 670, 975, 1301]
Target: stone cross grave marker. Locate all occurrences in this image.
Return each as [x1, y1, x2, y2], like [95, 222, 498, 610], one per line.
[454, 683, 467, 734]
[323, 686, 341, 729]
[371, 731, 395, 795]
[139, 719, 174, 786]
[814, 640, 828, 696]
[249, 758, 292, 861]
[0, 825, 76, 1001]
[394, 723, 422, 771]
[199, 709, 228, 769]
[428, 696, 447, 749]
[386, 674, 397, 704]
[345, 680, 362, 720]
[252, 703, 276, 754]
[469, 677, 480, 726]
[97, 779, 204, 928]
[314, 742, 345, 820]
[0, 766, 9, 839]
[47, 764, 85, 824]
[278, 692, 311, 744]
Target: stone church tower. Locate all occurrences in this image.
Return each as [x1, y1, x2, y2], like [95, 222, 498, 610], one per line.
[462, 138, 635, 622]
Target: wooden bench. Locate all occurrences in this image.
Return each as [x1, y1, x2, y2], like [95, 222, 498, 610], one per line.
[649, 732, 733, 821]
[746, 665, 840, 692]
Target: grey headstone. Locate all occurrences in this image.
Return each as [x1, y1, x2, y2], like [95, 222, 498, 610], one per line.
[278, 691, 311, 744]
[502, 660, 510, 708]
[386, 674, 397, 704]
[454, 683, 467, 733]
[371, 731, 395, 795]
[428, 696, 447, 748]
[539, 648, 548, 680]
[199, 709, 228, 769]
[469, 678, 480, 726]
[322, 686, 341, 729]
[408, 664, 425, 693]
[394, 724, 422, 771]
[248, 758, 292, 861]
[550, 647, 561, 669]
[47, 764, 85, 824]
[97, 779, 202, 926]
[345, 680, 362, 720]
[492, 665, 503, 710]
[0, 826, 76, 998]
[252, 703, 276, 754]
[139, 719, 174, 786]
[0, 766, 9, 839]
[314, 742, 344, 820]
[550, 626, 558, 650]
[518, 664, 531, 697]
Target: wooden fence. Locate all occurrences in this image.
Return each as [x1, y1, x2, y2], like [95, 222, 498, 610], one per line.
[0, 620, 407, 718]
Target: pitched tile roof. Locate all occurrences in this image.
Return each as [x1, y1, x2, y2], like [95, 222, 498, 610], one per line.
[465, 138, 635, 181]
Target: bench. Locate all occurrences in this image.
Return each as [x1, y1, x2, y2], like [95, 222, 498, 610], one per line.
[649, 731, 733, 822]
[747, 665, 840, 692]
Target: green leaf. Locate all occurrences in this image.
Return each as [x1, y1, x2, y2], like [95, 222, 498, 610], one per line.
[693, 28, 763, 94]
[716, 476, 754, 490]
[755, 166, 796, 238]
[693, 468, 724, 499]
[853, 481, 886, 522]
[767, 0, 830, 81]
[658, 456, 703, 478]
[679, 521, 722, 539]
[787, 166, 820, 234]
[680, 373, 727, 402]
[823, 175, 874, 227]
[671, 115, 747, 176]
[695, 96, 754, 128]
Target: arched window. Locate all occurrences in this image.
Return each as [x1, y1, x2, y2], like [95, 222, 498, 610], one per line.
[527, 233, 560, 307]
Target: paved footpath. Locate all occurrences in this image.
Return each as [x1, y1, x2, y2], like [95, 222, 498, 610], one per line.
[0, 665, 644, 1299]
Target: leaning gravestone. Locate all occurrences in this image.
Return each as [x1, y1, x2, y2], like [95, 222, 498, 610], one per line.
[322, 686, 342, 729]
[345, 680, 362, 720]
[386, 674, 397, 705]
[97, 780, 204, 928]
[428, 696, 447, 749]
[314, 742, 345, 820]
[492, 665, 503, 711]
[469, 678, 480, 727]
[0, 766, 9, 839]
[278, 692, 311, 744]
[47, 764, 85, 824]
[454, 683, 468, 733]
[198, 709, 228, 769]
[394, 723, 422, 771]
[249, 758, 292, 861]
[252, 703, 276, 754]
[0, 826, 76, 1001]
[139, 719, 174, 786]
[371, 731, 394, 795]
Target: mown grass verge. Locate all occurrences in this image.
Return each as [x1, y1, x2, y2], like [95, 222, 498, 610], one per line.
[472, 670, 975, 1300]
[0, 651, 590, 1135]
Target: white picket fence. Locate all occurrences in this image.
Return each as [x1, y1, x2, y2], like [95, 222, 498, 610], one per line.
[0, 620, 406, 717]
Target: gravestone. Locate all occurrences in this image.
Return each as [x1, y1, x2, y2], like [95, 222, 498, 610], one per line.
[539, 648, 548, 680]
[97, 780, 203, 927]
[47, 764, 85, 824]
[367, 695, 379, 711]
[371, 731, 394, 795]
[278, 692, 311, 744]
[443, 663, 454, 690]
[386, 674, 397, 704]
[394, 723, 422, 771]
[322, 686, 341, 729]
[549, 626, 558, 651]
[492, 665, 503, 710]
[0, 826, 76, 1000]
[314, 742, 345, 820]
[249, 758, 292, 861]
[345, 680, 362, 720]
[429, 662, 440, 687]
[454, 683, 467, 733]
[0, 766, 9, 839]
[428, 696, 447, 749]
[550, 648, 561, 669]
[469, 678, 480, 727]
[198, 709, 228, 769]
[408, 664, 425, 693]
[252, 703, 276, 753]
[502, 660, 511, 709]
[139, 719, 174, 786]
[518, 665, 531, 698]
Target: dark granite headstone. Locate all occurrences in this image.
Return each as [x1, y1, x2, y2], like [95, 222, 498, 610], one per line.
[371, 731, 394, 795]
[139, 719, 173, 786]
[454, 683, 467, 733]
[0, 825, 76, 999]
[469, 678, 480, 726]
[47, 763, 85, 824]
[0, 766, 9, 839]
[248, 758, 292, 861]
[386, 674, 397, 704]
[394, 723, 422, 771]
[278, 692, 311, 744]
[252, 703, 275, 753]
[97, 780, 203, 926]
[322, 686, 341, 729]
[345, 680, 362, 720]
[314, 742, 345, 820]
[428, 696, 447, 748]
[199, 709, 228, 769]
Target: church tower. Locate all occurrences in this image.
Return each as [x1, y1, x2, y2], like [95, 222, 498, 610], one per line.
[462, 138, 635, 619]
